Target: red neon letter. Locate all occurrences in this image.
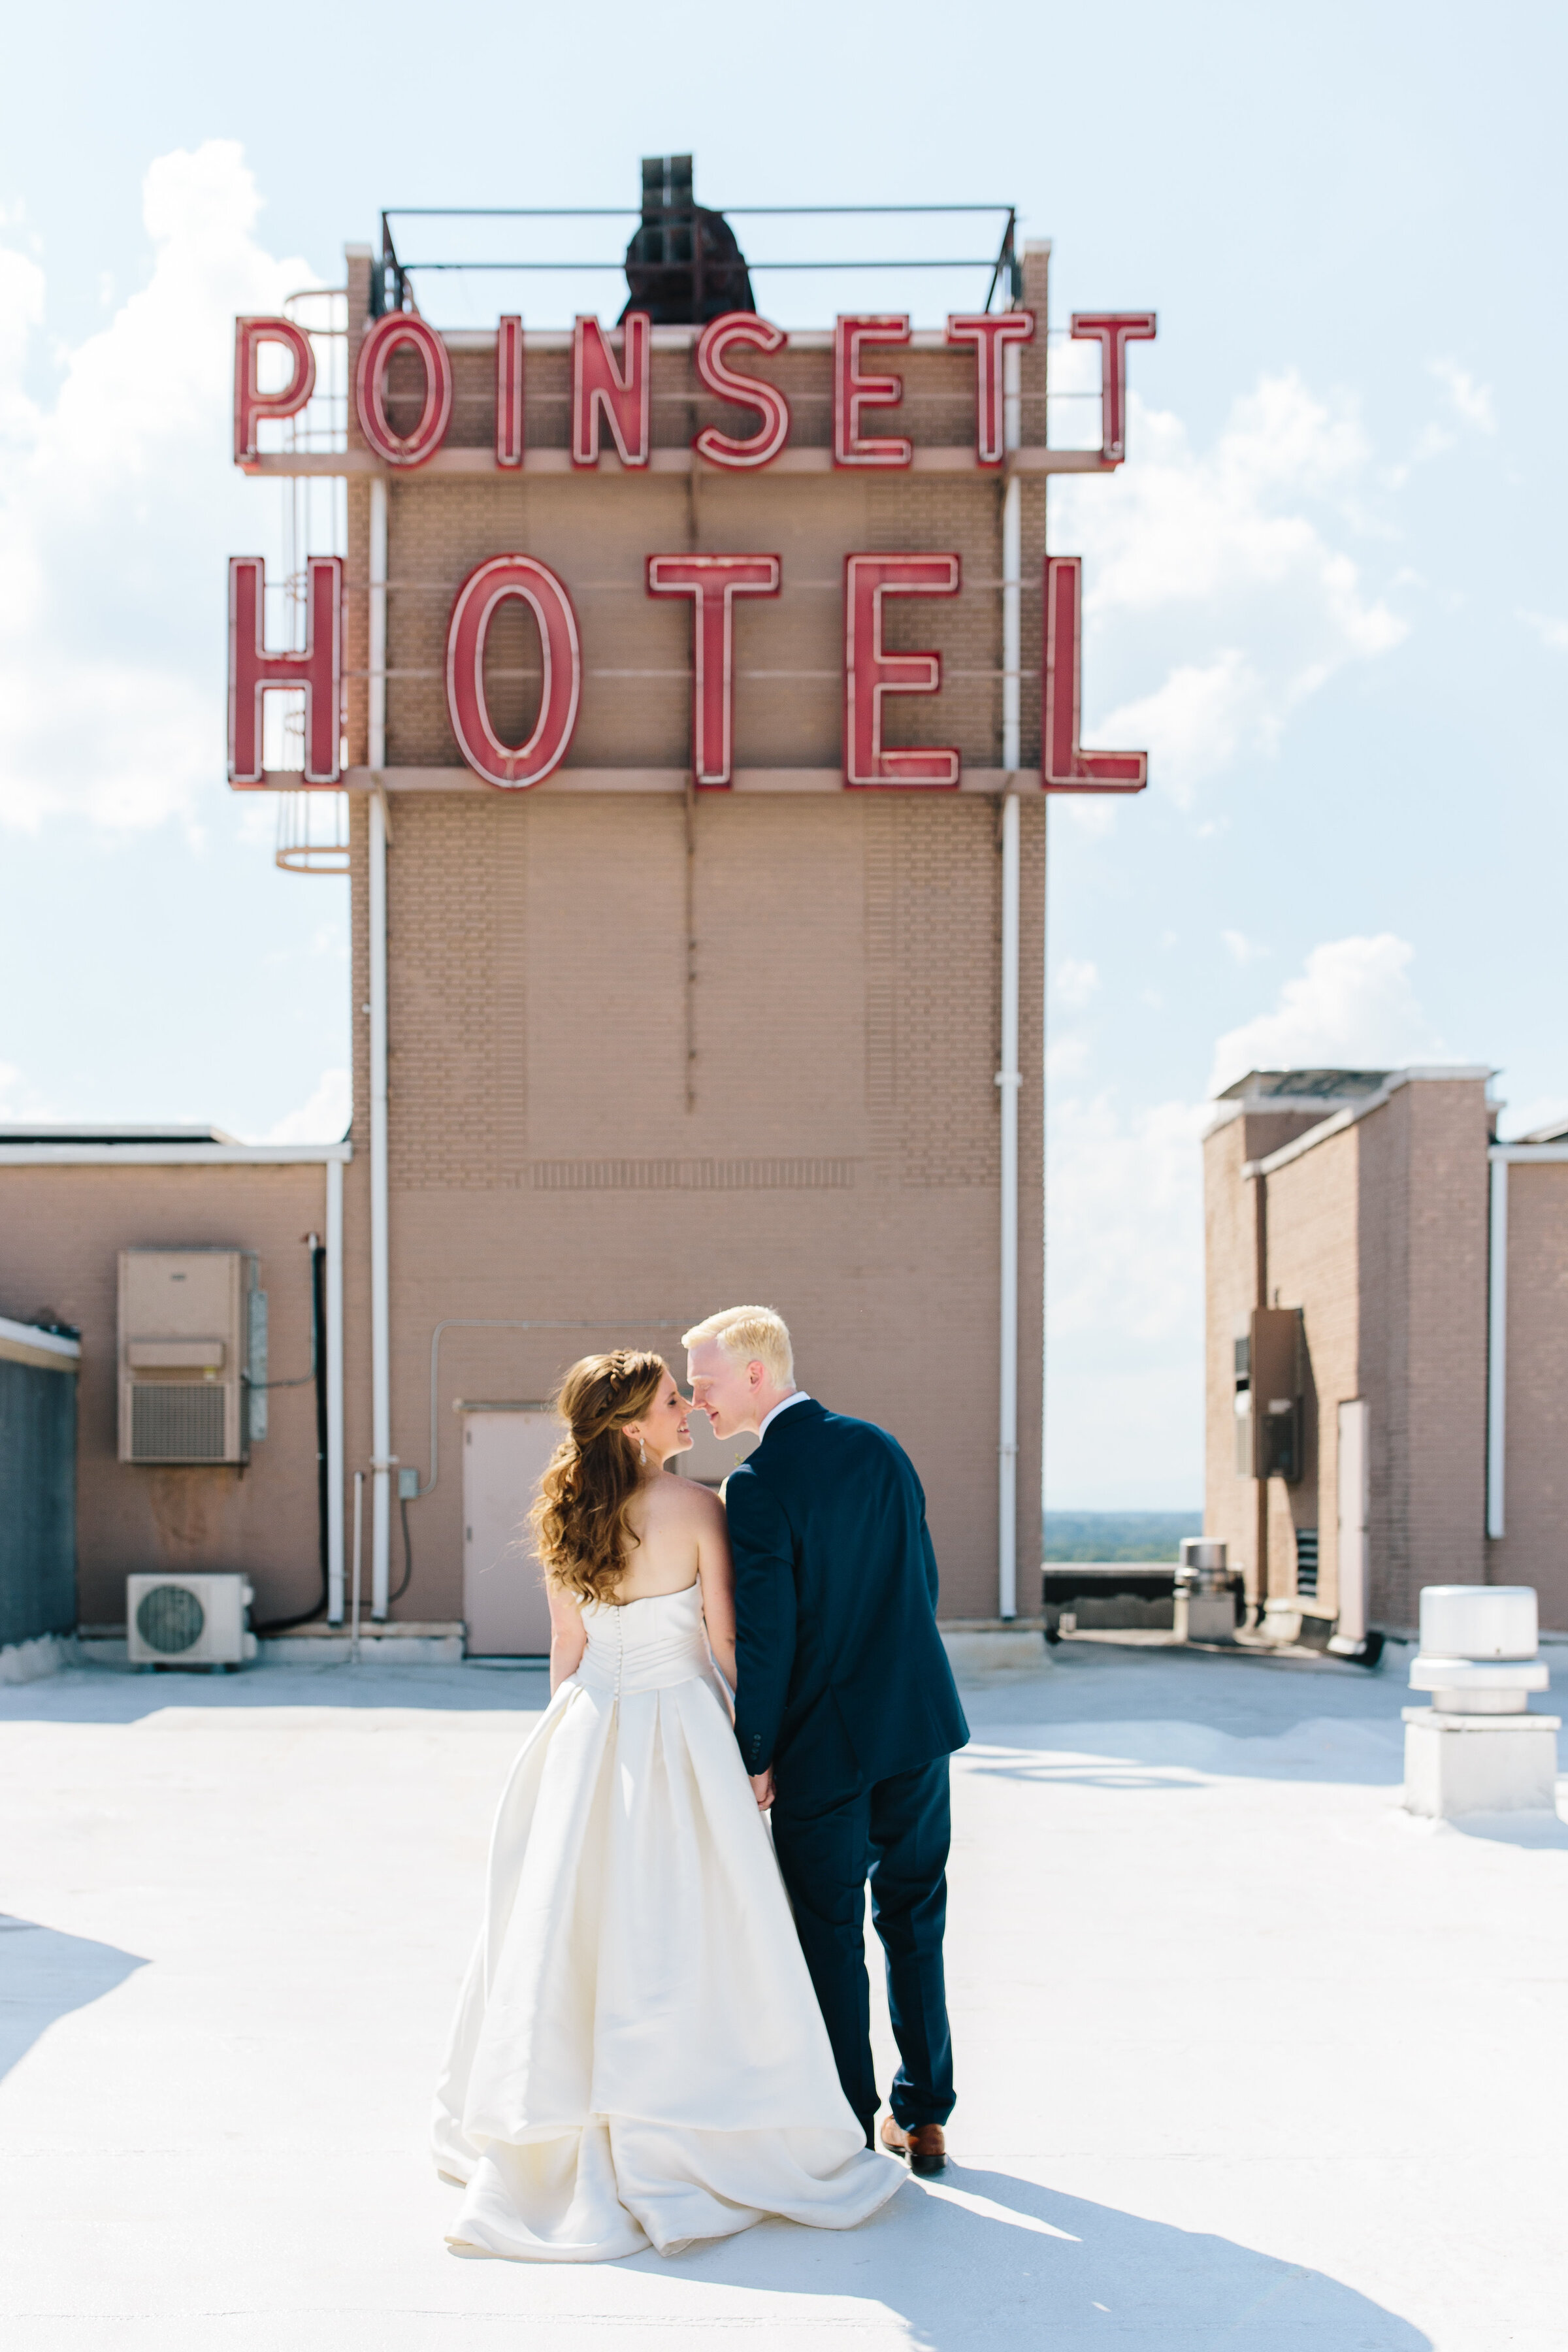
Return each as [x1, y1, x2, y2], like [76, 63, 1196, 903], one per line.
[1069, 312, 1157, 465]
[572, 314, 651, 468]
[1042, 557, 1146, 792]
[354, 313, 453, 468]
[647, 553, 781, 787]
[496, 315, 523, 468]
[227, 556, 342, 787]
[233, 318, 315, 466]
[833, 316, 912, 469]
[693, 314, 791, 470]
[445, 556, 581, 789]
[843, 554, 960, 787]
[945, 312, 1036, 467]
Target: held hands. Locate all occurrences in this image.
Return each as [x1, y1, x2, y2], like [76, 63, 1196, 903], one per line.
[750, 1768, 776, 1812]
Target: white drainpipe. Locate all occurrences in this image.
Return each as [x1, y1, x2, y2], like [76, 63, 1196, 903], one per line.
[1002, 340, 1022, 774]
[997, 792, 1021, 1620]
[367, 476, 392, 1618]
[996, 338, 1024, 1623]
[1487, 1152, 1508, 1542]
[325, 1154, 346, 1622]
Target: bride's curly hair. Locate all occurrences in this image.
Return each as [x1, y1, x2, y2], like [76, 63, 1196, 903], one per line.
[530, 1350, 666, 1604]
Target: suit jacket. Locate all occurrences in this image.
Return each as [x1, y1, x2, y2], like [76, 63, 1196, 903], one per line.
[725, 1397, 969, 1806]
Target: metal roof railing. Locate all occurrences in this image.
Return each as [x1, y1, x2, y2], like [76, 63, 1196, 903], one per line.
[375, 203, 1021, 327]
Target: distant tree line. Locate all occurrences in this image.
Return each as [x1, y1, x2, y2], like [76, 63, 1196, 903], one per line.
[1042, 1510, 1203, 1563]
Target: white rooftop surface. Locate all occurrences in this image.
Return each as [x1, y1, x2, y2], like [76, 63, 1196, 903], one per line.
[3, 1637, 1565, 2351]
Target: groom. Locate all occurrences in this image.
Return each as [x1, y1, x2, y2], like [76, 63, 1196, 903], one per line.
[683, 1305, 968, 2177]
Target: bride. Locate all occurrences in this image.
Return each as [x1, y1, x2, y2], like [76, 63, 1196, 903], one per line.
[433, 1348, 902, 2261]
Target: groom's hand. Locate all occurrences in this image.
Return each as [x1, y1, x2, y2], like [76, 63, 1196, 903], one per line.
[750, 1768, 775, 1812]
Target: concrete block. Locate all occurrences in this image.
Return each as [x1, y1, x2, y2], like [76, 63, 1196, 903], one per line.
[257, 1630, 466, 1667]
[1402, 1708, 1561, 1816]
[1177, 1590, 1237, 1644]
[940, 1625, 1045, 1671]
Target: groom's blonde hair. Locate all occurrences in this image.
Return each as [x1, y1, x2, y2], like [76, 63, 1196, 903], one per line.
[681, 1305, 794, 1390]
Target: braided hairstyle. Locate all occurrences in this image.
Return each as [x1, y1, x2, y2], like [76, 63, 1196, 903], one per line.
[530, 1350, 666, 1604]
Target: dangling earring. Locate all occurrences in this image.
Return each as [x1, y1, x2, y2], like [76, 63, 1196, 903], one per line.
[638, 1439, 647, 1465]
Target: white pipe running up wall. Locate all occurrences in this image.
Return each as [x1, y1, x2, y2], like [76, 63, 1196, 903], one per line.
[1486, 1154, 1508, 1541]
[367, 477, 392, 1618]
[997, 792, 1022, 1620]
[1002, 482, 1022, 774]
[1002, 340, 1022, 775]
[368, 477, 387, 769]
[997, 336, 1024, 1620]
[325, 1154, 345, 1622]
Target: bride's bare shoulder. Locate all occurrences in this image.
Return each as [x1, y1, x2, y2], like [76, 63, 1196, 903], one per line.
[651, 1470, 726, 1530]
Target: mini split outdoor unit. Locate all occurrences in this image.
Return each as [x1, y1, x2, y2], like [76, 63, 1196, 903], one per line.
[118, 1249, 256, 1464]
[126, 1571, 258, 1668]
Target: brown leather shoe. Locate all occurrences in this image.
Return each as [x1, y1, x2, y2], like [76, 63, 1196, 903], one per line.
[880, 2116, 947, 2176]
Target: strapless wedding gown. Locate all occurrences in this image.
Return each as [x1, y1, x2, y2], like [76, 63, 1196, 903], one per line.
[433, 1582, 901, 2260]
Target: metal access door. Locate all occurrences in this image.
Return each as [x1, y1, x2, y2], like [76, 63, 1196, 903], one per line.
[462, 1409, 559, 1656]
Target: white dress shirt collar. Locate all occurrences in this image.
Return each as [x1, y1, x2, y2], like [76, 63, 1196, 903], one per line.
[757, 1390, 810, 1441]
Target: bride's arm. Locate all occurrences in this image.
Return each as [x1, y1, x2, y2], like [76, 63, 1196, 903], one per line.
[546, 1582, 587, 1695]
[693, 1487, 738, 1699]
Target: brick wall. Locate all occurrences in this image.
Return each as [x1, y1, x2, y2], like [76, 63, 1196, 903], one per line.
[329, 261, 1057, 1631]
[1260, 1122, 1362, 1614]
[1203, 1105, 1342, 1601]
[1205, 1077, 1491, 1634]
[1490, 1161, 1568, 1625]
[343, 781, 1042, 1625]
[1203, 1115, 1256, 1584]
[0, 1166, 328, 1625]
[1396, 1081, 1487, 1610]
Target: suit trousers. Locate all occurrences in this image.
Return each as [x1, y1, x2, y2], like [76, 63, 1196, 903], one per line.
[770, 1756, 955, 2132]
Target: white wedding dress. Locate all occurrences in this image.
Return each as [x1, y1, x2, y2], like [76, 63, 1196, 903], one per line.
[433, 1582, 902, 2260]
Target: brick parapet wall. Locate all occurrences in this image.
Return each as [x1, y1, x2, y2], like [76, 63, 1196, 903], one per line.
[0, 1166, 328, 1626]
[1206, 1079, 1491, 1633]
[1256, 1122, 1362, 1615]
[1490, 1161, 1568, 1625]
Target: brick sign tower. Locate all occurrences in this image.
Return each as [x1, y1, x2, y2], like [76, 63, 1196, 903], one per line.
[231, 180, 1151, 1644]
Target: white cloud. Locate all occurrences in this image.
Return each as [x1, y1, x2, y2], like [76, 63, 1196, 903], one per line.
[1054, 957, 1100, 1009]
[0, 1058, 62, 1121]
[257, 1066, 351, 1145]
[1503, 1094, 1568, 1143]
[1047, 1090, 1209, 1350]
[1207, 934, 1446, 1097]
[1053, 373, 1407, 804]
[1045, 1036, 1090, 1083]
[1222, 928, 1266, 964]
[1429, 357, 1497, 434]
[1519, 609, 1568, 653]
[0, 142, 316, 831]
[0, 248, 44, 453]
[1091, 650, 1266, 811]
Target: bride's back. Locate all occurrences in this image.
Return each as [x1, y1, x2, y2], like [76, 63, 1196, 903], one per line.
[613, 1471, 710, 1603]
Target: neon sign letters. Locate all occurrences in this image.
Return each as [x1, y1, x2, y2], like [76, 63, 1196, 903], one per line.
[228, 308, 1154, 794]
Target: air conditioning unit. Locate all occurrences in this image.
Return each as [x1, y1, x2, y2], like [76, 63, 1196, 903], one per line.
[118, 1249, 253, 1465]
[127, 1572, 257, 1668]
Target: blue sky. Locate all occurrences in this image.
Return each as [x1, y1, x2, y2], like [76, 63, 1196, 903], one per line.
[2, 1, 1563, 1505]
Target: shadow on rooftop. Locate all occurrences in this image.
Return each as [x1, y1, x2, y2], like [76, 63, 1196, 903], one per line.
[1439, 1806, 1568, 1851]
[0, 1916, 148, 2085]
[643, 2163, 1430, 2351]
[0, 1658, 551, 1726]
[960, 1714, 1409, 1789]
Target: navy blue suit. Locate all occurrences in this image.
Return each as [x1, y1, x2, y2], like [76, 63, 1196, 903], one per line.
[725, 1397, 968, 2133]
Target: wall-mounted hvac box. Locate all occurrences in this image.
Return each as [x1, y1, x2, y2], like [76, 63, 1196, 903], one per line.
[118, 1250, 251, 1465]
